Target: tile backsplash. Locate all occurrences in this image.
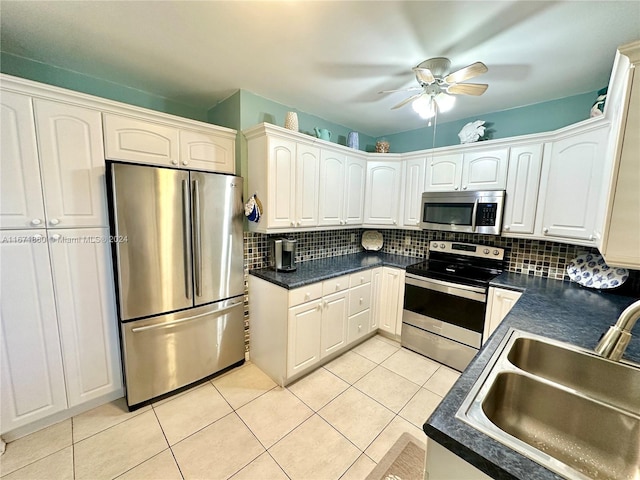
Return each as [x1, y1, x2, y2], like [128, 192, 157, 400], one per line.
[241, 228, 639, 350]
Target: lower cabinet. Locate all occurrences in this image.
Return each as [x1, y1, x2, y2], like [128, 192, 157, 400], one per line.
[376, 267, 406, 338]
[483, 287, 523, 343]
[250, 268, 384, 386]
[425, 438, 492, 480]
[1, 228, 123, 436]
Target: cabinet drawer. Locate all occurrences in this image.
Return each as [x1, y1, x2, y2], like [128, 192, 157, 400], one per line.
[349, 269, 372, 287]
[289, 283, 323, 307]
[348, 309, 370, 344]
[322, 275, 350, 296]
[349, 283, 372, 316]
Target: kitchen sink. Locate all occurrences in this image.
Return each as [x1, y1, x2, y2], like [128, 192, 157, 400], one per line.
[456, 329, 640, 480]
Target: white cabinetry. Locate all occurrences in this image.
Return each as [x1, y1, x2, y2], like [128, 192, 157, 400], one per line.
[483, 287, 522, 343]
[1, 232, 68, 433]
[502, 143, 544, 235]
[364, 158, 403, 226]
[319, 149, 367, 226]
[425, 148, 508, 192]
[103, 114, 235, 173]
[401, 156, 427, 228]
[376, 267, 405, 338]
[598, 41, 640, 268]
[288, 301, 323, 376]
[539, 123, 609, 243]
[348, 270, 373, 343]
[1, 94, 108, 229]
[343, 156, 367, 225]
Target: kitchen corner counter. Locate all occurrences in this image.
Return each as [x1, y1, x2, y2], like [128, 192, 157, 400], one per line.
[249, 252, 422, 289]
[424, 272, 640, 480]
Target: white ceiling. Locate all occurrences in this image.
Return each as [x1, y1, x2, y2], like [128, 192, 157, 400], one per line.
[1, 1, 639, 137]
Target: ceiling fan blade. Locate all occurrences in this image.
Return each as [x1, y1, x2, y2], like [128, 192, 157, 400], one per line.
[378, 86, 423, 94]
[412, 67, 435, 85]
[444, 62, 488, 84]
[391, 93, 423, 110]
[447, 83, 489, 96]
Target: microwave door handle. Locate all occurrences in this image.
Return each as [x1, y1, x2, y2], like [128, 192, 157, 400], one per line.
[471, 199, 479, 233]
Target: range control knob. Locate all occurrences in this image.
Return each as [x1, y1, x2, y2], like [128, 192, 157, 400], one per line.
[432, 242, 438, 248]
[440, 243, 446, 249]
[483, 248, 490, 254]
[493, 250, 500, 255]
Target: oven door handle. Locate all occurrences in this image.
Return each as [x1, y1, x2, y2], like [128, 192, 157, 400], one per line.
[471, 198, 479, 233]
[405, 273, 486, 302]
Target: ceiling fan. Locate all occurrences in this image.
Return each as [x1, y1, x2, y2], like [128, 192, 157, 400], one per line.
[380, 57, 489, 119]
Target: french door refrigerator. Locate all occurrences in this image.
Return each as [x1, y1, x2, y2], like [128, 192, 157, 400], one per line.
[108, 162, 244, 408]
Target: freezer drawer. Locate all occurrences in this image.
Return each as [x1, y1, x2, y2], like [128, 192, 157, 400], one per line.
[121, 297, 244, 407]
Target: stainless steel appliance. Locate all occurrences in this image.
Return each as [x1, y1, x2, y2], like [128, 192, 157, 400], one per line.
[108, 162, 244, 408]
[272, 238, 297, 271]
[420, 190, 505, 235]
[401, 241, 505, 371]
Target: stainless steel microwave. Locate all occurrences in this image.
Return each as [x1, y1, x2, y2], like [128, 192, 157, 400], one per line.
[420, 190, 505, 235]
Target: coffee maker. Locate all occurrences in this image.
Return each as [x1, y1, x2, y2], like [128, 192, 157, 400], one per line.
[272, 238, 297, 272]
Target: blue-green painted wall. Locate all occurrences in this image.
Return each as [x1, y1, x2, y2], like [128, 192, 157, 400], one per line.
[380, 90, 600, 152]
[0, 52, 209, 121]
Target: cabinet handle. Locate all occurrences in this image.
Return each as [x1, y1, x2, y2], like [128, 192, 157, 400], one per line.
[50, 233, 61, 242]
[31, 218, 42, 226]
[316, 303, 322, 311]
[542, 227, 549, 234]
[172, 160, 179, 166]
[296, 221, 301, 227]
[589, 235, 595, 241]
[454, 186, 459, 190]
[360, 276, 364, 283]
[462, 185, 468, 190]
[49, 218, 60, 226]
[335, 284, 340, 290]
[359, 297, 363, 304]
[504, 225, 510, 231]
[358, 324, 362, 331]
[304, 292, 311, 300]
[182, 160, 188, 166]
[290, 221, 295, 227]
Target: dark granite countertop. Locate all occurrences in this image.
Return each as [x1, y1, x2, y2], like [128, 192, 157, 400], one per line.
[249, 251, 422, 289]
[424, 271, 640, 479]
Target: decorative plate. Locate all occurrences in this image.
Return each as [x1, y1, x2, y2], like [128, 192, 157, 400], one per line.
[566, 253, 629, 290]
[362, 230, 383, 251]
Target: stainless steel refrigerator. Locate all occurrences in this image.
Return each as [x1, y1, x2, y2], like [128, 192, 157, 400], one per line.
[108, 162, 244, 408]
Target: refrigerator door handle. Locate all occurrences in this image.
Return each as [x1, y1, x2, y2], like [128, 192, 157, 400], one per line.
[130, 300, 243, 333]
[182, 179, 192, 300]
[193, 179, 202, 297]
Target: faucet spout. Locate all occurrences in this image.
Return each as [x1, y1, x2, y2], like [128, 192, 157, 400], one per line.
[595, 299, 640, 361]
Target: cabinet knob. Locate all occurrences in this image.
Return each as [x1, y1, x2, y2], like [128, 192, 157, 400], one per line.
[392, 220, 397, 225]
[172, 160, 179, 165]
[358, 324, 362, 331]
[462, 185, 468, 190]
[359, 297, 363, 304]
[304, 292, 310, 300]
[317, 304, 322, 311]
[31, 218, 42, 226]
[360, 276, 364, 283]
[454, 186, 459, 190]
[589, 235, 595, 241]
[335, 284, 340, 290]
[504, 225, 510, 231]
[182, 160, 188, 166]
[50, 233, 61, 242]
[290, 221, 295, 227]
[296, 221, 301, 227]
[49, 218, 60, 226]
[542, 227, 549, 234]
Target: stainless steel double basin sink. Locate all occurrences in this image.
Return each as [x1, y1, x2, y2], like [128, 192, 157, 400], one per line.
[456, 329, 640, 480]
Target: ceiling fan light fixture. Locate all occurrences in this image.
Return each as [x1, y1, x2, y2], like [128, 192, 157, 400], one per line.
[412, 95, 435, 119]
[434, 92, 455, 112]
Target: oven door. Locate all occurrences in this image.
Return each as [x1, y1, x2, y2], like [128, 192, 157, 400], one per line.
[420, 191, 504, 234]
[403, 274, 486, 348]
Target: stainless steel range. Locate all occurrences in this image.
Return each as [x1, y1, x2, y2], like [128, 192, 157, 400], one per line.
[401, 241, 505, 371]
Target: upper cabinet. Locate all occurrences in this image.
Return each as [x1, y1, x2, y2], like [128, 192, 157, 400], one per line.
[401, 156, 427, 228]
[502, 143, 544, 235]
[103, 113, 235, 173]
[1, 93, 108, 229]
[364, 157, 403, 226]
[539, 123, 610, 243]
[597, 41, 640, 268]
[424, 148, 508, 192]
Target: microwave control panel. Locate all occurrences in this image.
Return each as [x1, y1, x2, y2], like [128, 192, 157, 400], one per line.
[476, 203, 498, 226]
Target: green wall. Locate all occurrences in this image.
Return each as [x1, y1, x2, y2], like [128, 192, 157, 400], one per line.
[0, 52, 209, 122]
[380, 90, 600, 152]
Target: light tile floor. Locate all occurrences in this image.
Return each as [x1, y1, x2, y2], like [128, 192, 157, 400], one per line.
[0, 335, 460, 480]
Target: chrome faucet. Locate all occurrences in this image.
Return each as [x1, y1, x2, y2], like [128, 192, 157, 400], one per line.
[595, 299, 640, 361]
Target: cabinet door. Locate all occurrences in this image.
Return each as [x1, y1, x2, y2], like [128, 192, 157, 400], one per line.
[34, 100, 108, 228]
[343, 156, 366, 225]
[483, 288, 522, 343]
[0, 92, 46, 230]
[295, 144, 320, 228]
[503, 144, 543, 234]
[402, 157, 426, 227]
[364, 161, 402, 225]
[461, 149, 509, 191]
[267, 137, 297, 229]
[48, 228, 123, 406]
[541, 126, 609, 241]
[180, 130, 235, 173]
[1, 231, 67, 433]
[103, 114, 180, 166]
[287, 301, 322, 377]
[378, 267, 404, 336]
[370, 267, 382, 331]
[321, 291, 348, 357]
[318, 150, 346, 226]
[347, 309, 370, 344]
[425, 153, 463, 191]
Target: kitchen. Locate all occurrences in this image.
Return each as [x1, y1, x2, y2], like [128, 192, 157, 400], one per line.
[3, 0, 637, 478]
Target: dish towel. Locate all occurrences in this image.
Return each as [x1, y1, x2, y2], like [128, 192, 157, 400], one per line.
[245, 194, 263, 223]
